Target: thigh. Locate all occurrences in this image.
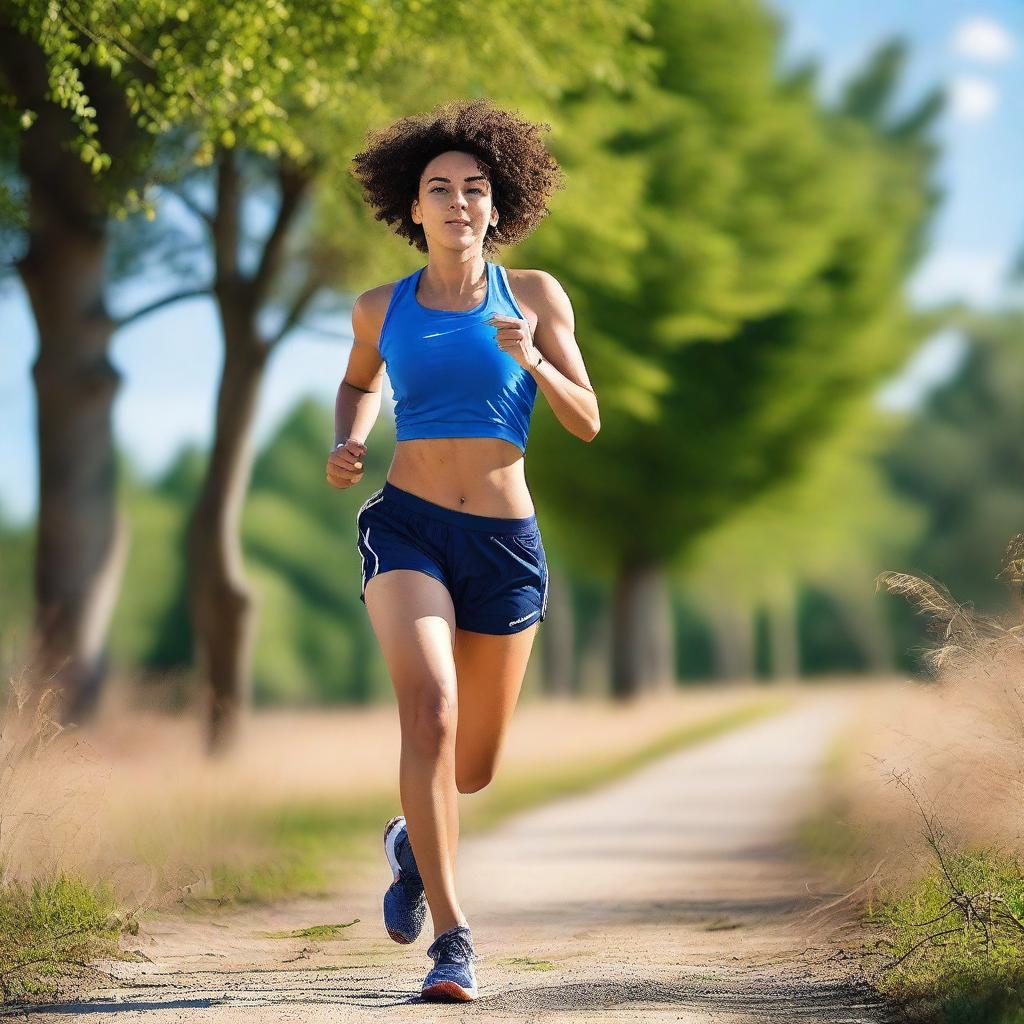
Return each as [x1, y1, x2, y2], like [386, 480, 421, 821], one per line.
[364, 569, 458, 724]
[453, 622, 539, 783]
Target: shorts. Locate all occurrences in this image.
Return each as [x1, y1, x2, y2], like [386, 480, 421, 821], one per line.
[355, 481, 549, 635]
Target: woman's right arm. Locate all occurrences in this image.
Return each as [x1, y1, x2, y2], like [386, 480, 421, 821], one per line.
[326, 288, 388, 490]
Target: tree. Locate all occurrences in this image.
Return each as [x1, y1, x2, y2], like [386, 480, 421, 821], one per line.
[1, 0, 656, 741]
[513, 0, 945, 695]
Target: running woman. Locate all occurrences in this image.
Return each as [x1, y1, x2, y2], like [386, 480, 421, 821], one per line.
[325, 99, 600, 1002]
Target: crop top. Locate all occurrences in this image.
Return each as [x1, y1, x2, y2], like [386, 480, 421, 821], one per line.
[377, 260, 538, 454]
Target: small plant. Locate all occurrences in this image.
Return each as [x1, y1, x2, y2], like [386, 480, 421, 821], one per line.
[0, 669, 137, 1004]
[859, 536, 1024, 1020]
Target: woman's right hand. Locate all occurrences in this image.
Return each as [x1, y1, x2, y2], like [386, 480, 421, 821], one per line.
[326, 439, 367, 489]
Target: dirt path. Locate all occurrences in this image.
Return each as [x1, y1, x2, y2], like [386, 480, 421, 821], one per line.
[18, 688, 902, 1023]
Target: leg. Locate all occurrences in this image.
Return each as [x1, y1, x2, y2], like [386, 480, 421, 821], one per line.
[364, 568, 464, 937]
[453, 623, 540, 796]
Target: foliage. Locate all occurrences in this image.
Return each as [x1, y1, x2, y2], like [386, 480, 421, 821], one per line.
[513, 0, 944, 579]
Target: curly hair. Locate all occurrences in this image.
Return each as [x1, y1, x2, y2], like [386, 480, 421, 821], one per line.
[350, 98, 566, 257]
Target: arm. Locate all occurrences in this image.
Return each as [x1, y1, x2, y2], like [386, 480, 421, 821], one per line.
[523, 271, 600, 442]
[327, 290, 388, 489]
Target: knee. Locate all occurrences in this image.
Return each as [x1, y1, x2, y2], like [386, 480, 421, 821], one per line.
[456, 764, 495, 794]
[405, 691, 456, 758]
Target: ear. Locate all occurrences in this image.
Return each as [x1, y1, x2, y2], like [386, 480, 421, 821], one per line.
[411, 198, 420, 225]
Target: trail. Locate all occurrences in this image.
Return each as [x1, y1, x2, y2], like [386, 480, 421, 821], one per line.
[16, 688, 903, 1023]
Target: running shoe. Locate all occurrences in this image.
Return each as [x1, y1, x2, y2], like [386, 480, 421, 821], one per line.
[421, 923, 478, 1002]
[382, 815, 426, 944]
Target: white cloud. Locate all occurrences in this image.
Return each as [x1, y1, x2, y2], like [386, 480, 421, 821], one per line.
[950, 74, 1000, 120]
[952, 16, 1017, 63]
[908, 247, 1008, 309]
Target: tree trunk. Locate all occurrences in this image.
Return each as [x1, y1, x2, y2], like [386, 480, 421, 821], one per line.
[707, 598, 755, 682]
[3, 17, 144, 723]
[185, 338, 268, 754]
[610, 560, 675, 698]
[19, 194, 128, 723]
[834, 582, 893, 674]
[540, 568, 575, 696]
[766, 582, 800, 682]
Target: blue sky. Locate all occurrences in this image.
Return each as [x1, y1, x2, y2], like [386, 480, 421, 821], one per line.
[2, 1, 1022, 526]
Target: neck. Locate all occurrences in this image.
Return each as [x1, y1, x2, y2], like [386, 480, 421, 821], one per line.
[419, 252, 488, 304]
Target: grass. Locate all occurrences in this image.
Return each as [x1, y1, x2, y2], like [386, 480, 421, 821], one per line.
[185, 693, 793, 909]
[0, 871, 138, 1003]
[1, 689, 792, 1005]
[460, 693, 793, 835]
[494, 955, 557, 971]
[259, 921, 360, 940]
[793, 722, 1024, 1024]
[867, 844, 1024, 1024]
[792, 727, 877, 873]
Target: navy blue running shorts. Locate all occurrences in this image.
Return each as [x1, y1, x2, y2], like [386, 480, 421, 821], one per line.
[355, 481, 548, 635]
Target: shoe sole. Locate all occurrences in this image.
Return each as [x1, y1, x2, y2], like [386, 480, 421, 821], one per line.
[383, 815, 414, 945]
[421, 980, 477, 1002]
[383, 815, 404, 882]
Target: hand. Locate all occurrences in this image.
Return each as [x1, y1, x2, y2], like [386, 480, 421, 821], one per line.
[488, 313, 541, 371]
[326, 438, 367, 490]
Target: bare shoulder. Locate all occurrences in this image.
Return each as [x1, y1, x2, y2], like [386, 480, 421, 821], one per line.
[506, 268, 569, 304]
[351, 280, 399, 349]
[504, 268, 572, 332]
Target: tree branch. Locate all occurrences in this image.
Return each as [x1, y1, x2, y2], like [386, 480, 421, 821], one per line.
[163, 183, 214, 230]
[115, 287, 212, 329]
[251, 160, 313, 308]
[268, 274, 323, 349]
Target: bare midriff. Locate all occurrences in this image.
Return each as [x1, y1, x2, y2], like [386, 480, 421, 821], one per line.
[386, 437, 535, 518]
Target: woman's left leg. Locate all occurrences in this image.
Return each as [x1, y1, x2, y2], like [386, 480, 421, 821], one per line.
[453, 623, 540, 810]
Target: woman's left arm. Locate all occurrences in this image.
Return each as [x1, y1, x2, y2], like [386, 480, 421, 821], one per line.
[491, 270, 600, 442]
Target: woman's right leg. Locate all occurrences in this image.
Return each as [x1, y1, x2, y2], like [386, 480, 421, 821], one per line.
[364, 567, 465, 937]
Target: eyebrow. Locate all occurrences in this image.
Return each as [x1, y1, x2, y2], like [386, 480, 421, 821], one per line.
[426, 175, 490, 185]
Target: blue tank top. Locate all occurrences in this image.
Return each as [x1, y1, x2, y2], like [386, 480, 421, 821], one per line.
[378, 260, 538, 453]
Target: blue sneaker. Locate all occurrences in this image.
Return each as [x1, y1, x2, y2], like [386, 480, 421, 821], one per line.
[383, 815, 426, 944]
[421, 923, 478, 1002]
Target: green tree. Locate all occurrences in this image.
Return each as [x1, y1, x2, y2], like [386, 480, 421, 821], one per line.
[0, 0, 656, 746]
[882, 306, 1024, 635]
[512, 0, 945, 695]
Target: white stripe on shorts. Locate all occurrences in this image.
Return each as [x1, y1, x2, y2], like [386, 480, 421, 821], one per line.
[360, 525, 380, 597]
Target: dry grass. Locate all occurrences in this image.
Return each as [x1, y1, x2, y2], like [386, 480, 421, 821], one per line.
[796, 536, 1024, 1020]
[1, 660, 786, 917]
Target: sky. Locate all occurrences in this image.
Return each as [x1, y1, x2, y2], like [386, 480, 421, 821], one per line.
[1, 1, 1022, 526]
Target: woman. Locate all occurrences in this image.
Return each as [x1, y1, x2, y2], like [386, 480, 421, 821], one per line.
[325, 98, 600, 1002]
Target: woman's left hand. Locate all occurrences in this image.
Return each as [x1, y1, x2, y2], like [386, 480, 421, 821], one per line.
[489, 313, 541, 371]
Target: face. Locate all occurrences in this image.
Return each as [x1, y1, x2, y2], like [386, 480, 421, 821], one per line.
[411, 150, 498, 254]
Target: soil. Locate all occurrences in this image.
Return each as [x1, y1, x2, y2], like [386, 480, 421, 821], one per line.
[9, 687, 905, 1023]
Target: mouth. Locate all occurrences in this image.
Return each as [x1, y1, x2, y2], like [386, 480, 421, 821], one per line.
[446, 221, 471, 227]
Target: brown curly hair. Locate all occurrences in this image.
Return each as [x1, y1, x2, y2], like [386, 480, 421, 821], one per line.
[350, 98, 566, 257]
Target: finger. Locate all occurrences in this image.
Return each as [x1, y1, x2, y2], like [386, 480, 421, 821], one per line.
[326, 466, 359, 484]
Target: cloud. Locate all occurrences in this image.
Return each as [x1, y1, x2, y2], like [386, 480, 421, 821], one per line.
[908, 247, 1008, 309]
[952, 16, 1017, 63]
[949, 74, 1000, 120]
